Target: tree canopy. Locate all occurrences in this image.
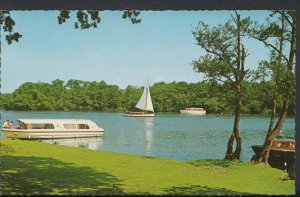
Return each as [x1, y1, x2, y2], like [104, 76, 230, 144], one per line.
[249, 11, 296, 164]
[0, 10, 141, 44]
[192, 12, 253, 160]
[0, 79, 294, 115]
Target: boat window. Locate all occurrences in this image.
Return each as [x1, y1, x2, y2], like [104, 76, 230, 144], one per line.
[78, 124, 90, 129]
[63, 124, 76, 129]
[44, 124, 55, 129]
[31, 123, 55, 129]
[19, 123, 26, 129]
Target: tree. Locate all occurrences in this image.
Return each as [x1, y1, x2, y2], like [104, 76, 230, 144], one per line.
[0, 11, 22, 44]
[0, 10, 141, 44]
[250, 11, 296, 164]
[192, 12, 252, 160]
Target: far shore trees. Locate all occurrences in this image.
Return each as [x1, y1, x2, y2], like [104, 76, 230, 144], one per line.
[250, 11, 296, 164]
[1, 79, 293, 115]
[192, 12, 252, 161]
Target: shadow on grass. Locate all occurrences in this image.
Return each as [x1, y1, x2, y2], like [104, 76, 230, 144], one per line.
[142, 156, 156, 159]
[0, 155, 124, 195]
[187, 159, 234, 168]
[164, 185, 250, 195]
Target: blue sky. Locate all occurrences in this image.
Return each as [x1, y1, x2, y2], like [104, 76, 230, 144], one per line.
[1, 11, 270, 93]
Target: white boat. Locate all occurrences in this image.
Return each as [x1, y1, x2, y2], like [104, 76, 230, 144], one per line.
[1, 119, 104, 139]
[123, 82, 155, 117]
[180, 107, 206, 115]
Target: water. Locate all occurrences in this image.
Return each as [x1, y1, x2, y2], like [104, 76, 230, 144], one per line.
[0, 110, 295, 162]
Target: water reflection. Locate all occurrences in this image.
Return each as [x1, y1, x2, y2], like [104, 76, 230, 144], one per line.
[42, 137, 104, 150]
[144, 117, 154, 155]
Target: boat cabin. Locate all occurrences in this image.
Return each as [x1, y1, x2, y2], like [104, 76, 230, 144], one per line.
[271, 139, 295, 151]
[15, 119, 97, 130]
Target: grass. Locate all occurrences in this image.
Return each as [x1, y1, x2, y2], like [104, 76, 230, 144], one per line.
[0, 139, 295, 195]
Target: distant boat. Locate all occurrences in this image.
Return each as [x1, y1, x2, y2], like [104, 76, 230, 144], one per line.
[180, 107, 206, 115]
[123, 83, 155, 117]
[1, 119, 104, 139]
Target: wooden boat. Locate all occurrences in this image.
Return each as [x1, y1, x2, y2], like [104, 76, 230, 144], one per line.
[180, 107, 206, 115]
[1, 119, 104, 139]
[252, 138, 295, 169]
[123, 82, 155, 117]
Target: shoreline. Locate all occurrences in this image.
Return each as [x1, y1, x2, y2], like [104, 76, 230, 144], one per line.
[0, 109, 296, 118]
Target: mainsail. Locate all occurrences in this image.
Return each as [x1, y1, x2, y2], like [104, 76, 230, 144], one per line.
[135, 83, 154, 112]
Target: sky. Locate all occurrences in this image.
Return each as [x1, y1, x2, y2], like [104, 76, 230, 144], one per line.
[1, 11, 270, 93]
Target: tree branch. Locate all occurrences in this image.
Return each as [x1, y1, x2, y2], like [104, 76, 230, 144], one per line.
[281, 11, 293, 27]
[204, 48, 235, 74]
[257, 39, 289, 64]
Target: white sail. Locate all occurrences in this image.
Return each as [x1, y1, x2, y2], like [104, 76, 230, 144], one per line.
[135, 84, 154, 112]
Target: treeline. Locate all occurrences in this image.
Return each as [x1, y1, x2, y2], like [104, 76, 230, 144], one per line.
[0, 79, 295, 115]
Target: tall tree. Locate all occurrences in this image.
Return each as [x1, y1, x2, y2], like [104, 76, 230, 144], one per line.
[250, 11, 296, 164]
[192, 12, 252, 160]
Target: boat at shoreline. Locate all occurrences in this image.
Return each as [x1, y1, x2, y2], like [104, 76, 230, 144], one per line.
[123, 82, 155, 117]
[180, 107, 206, 115]
[251, 137, 295, 170]
[1, 119, 104, 139]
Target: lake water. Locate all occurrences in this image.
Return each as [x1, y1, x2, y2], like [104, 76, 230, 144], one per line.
[0, 110, 295, 162]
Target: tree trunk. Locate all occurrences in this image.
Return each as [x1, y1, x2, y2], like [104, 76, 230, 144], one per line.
[224, 133, 235, 159]
[224, 13, 243, 161]
[225, 83, 242, 160]
[252, 99, 289, 163]
[252, 97, 276, 163]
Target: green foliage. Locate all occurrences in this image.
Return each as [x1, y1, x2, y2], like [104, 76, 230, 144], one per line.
[1, 10, 141, 44]
[0, 79, 294, 115]
[192, 13, 252, 84]
[250, 11, 295, 99]
[58, 10, 101, 29]
[58, 10, 141, 29]
[122, 10, 141, 24]
[0, 11, 22, 44]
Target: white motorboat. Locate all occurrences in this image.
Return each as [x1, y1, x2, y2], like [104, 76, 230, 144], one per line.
[123, 82, 155, 117]
[1, 119, 104, 139]
[180, 107, 206, 115]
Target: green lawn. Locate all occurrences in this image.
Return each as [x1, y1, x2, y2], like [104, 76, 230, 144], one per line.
[0, 139, 295, 195]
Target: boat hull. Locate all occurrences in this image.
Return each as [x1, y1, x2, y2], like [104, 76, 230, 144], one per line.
[179, 110, 206, 115]
[1, 129, 104, 139]
[122, 113, 155, 117]
[251, 145, 295, 168]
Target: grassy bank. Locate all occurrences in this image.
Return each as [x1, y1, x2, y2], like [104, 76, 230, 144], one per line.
[0, 139, 294, 195]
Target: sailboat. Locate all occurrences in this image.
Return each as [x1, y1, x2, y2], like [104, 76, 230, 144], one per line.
[123, 83, 155, 117]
